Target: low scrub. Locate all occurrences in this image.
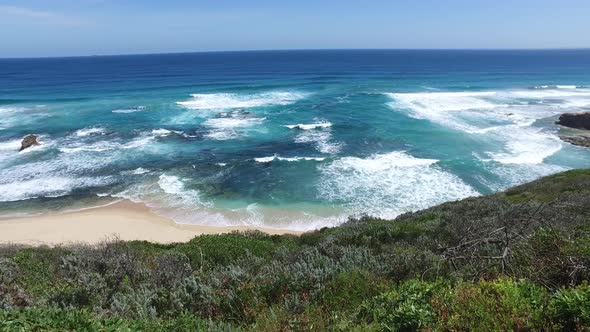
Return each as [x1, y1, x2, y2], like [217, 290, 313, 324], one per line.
[1, 169, 590, 330]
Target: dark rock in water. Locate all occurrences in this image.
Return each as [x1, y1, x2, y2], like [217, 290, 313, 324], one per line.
[560, 135, 590, 148]
[19, 134, 40, 151]
[556, 112, 590, 130]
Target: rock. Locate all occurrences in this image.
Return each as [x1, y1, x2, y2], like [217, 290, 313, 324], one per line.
[19, 134, 40, 151]
[556, 112, 590, 130]
[560, 136, 590, 148]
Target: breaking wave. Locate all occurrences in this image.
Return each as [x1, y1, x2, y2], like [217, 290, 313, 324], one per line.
[318, 151, 479, 219]
[385, 88, 590, 165]
[177, 91, 307, 110]
[254, 155, 326, 163]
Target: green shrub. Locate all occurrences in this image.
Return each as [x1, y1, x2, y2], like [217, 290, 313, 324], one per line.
[322, 270, 389, 313]
[431, 278, 546, 331]
[12, 247, 62, 299]
[174, 232, 293, 268]
[358, 279, 444, 332]
[0, 307, 239, 331]
[548, 282, 590, 331]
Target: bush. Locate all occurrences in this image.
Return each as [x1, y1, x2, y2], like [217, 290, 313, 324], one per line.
[548, 282, 590, 331]
[0, 307, 239, 331]
[0, 169, 588, 330]
[431, 278, 546, 331]
[321, 270, 389, 313]
[358, 280, 444, 332]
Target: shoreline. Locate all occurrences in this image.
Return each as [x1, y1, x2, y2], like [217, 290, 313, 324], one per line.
[0, 200, 302, 246]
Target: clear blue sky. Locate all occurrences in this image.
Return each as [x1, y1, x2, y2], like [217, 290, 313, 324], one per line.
[1, 0, 589, 57]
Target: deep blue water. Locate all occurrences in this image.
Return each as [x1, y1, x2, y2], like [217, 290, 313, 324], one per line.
[1, 50, 589, 229]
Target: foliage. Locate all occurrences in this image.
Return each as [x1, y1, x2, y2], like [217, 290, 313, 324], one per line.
[1, 169, 590, 330]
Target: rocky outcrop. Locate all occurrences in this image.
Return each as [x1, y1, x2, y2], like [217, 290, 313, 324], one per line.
[560, 136, 590, 148]
[556, 112, 590, 130]
[19, 134, 40, 151]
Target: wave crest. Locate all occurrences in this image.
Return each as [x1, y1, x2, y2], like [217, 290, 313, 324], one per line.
[177, 91, 307, 110]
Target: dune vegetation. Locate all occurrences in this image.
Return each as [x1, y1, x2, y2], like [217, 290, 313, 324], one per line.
[1, 169, 590, 331]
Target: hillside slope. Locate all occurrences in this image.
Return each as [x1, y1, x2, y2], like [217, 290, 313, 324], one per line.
[1, 169, 590, 331]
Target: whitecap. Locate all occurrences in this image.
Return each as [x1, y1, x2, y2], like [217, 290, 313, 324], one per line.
[318, 151, 478, 219]
[0, 139, 21, 152]
[74, 127, 106, 137]
[254, 155, 325, 163]
[285, 122, 332, 130]
[59, 136, 154, 154]
[112, 106, 146, 114]
[294, 130, 342, 154]
[203, 117, 266, 140]
[0, 176, 113, 202]
[485, 126, 563, 165]
[122, 168, 150, 175]
[384, 91, 570, 165]
[151, 128, 183, 137]
[388, 91, 498, 113]
[176, 91, 307, 110]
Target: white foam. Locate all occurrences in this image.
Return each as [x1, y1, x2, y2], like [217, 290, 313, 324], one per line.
[0, 139, 21, 152]
[177, 91, 307, 110]
[122, 168, 150, 175]
[486, 126, 563, 165]
[0, 106, 51, 129]
[294, 130, 342, 154]
[385, 90, 572, 165]
[75, 127, 106, 137]
[388, 91, 498, 113]
[0, 176, 112, 202]
[254, 155, 325, 163]
[253, 156, 276, 163]
[152, 128, 183, 137]
[59, 141, 115, 154]
[507, 88, 590, 100]
[285, 122, 332, 130]
[59, 132, 159, 154]
[318, 151, 478, 219]
[203, 117, 266, 140]
[0, 135, 52, 157]
[481, 163, 567, 192]
[112, 106, 146, 114]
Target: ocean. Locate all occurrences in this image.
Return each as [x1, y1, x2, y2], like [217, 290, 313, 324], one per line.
[1, 49, 589, 230]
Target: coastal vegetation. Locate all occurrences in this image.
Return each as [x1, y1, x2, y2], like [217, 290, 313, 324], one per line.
[1, 169, 590, 331]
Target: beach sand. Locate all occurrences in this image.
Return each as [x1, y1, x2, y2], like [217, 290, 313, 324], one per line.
[0, 200, 301, 246]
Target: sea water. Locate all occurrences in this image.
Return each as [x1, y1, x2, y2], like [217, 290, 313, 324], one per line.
[0, 50, 589, 230]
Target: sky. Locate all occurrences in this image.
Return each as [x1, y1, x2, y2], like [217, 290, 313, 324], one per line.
[1, 0, 589, 58]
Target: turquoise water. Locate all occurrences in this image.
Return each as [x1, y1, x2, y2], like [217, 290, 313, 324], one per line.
[1, 50, 589, 230]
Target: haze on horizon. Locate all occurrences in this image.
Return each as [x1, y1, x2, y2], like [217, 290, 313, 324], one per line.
[1, 0, 589, 58]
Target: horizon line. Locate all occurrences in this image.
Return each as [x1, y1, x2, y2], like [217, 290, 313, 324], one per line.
[2, 47, 590, 60]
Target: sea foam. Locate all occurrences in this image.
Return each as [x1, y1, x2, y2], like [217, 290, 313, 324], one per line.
[0, 176, 112, 202]
[318, 151, 479, 219]
[75, 127, 106, 137]
[294, 130, 342, 155]
[203, 117, 266, 140]
[385, 89, 581, 166]
[254, 155, 325, 163]
[285, 122, 332, 130]
[177, 91, 307, 110]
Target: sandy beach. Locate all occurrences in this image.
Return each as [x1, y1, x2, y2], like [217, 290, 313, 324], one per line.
[0, 200, 301, 246]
